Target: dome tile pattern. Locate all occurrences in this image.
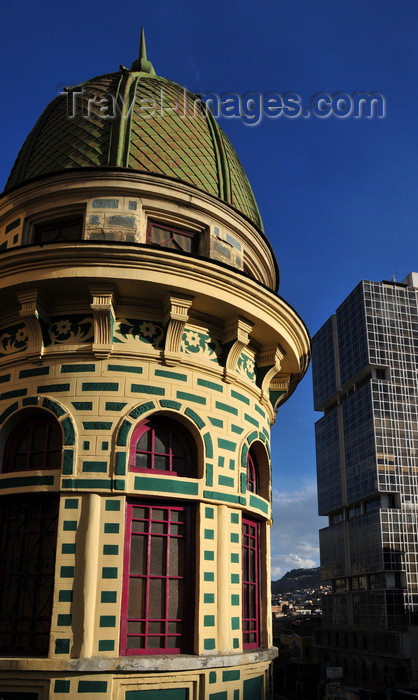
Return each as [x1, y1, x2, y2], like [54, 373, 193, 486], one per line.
[5, 69, 263, 231]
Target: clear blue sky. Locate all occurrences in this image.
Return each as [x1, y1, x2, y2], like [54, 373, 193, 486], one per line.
[1, 0, 417, 577]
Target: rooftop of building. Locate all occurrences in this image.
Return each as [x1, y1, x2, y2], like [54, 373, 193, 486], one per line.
[4, 29, 263, 232]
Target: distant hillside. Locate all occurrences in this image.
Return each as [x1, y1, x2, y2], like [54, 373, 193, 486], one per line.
[271, 567, 325, 594]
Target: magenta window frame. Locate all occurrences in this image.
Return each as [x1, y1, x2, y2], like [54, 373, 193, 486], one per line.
[129, 418, 195, 477]
[146, 220, 197, 253]
[242, 517, 260, 649]
[120, 501, 193, 655]
[3, 415, 62, 473]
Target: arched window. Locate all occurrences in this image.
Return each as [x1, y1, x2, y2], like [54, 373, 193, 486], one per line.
[129, 418, 195, 477]
[246, 447, 260, 494]
[3, 414, 62, 473]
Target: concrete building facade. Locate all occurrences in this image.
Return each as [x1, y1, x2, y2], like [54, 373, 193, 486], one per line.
[0, 38, 309, 700]
[312, 273, 418, 692]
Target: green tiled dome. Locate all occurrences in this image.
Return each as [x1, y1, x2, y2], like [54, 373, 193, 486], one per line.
[5, 45, 263, 230]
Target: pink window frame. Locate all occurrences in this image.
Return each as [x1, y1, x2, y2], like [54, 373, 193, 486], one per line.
[129, 418, 195, 477]
[146, 220, 197, 253]
[120, 501, 193, 655]
[3, 415, 62, 473]
[242, 517, 260, 649]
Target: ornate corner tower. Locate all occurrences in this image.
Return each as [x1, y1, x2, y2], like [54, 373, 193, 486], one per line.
[0, 33, 309, 700]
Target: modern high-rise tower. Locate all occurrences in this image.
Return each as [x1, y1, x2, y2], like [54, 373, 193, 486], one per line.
[0, 36, 309, 699]
[312, 273, 418, 691]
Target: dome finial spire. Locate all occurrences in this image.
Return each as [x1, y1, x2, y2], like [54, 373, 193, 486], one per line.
[130, 27, 156, 74]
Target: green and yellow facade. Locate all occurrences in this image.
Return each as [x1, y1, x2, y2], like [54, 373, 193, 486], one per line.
[0, 38, 309, 700]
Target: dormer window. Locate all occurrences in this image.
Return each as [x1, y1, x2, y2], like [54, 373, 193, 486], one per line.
[33, 216, 83, 244]
[147, 221, 197, 254]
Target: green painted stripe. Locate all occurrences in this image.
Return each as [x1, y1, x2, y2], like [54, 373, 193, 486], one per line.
[197, 378, 223, 392]
[37, 384, 69, 393]
[0, 388, 27, 400]
[223, 670, 240, 681]
[204, 550, 214, 561]
[62, 544, 76, 554]
[160, 399, 182, 410]
[215, 401, 237, 415]
[108, 363, 143, 374]
[255, 404, 266, 417]
[129, 401, 156, 418]
[104, 523, 119, 533]
[42, 397, 66, 416]
[19, 366, 49, 378]
[231, 389, 250, 405]
[82, 461, 108, 472]
[5, 218, 20, 233]
[231, 513, 239, 524]
[102, 567, 118, 579]
[0, 373, 11, 383]
[63, 520, 77, 531]
[203, 490, 241, 505]
[99, 615, 116, 627]
[63, 449, 74, 475]
[61, 364, 96, 373]
[78, 681, 108, 693]
[247, 430, 258, 444]
[218, 475, 234, 488]
[244, 413, 259, 427]
[204, 615, 215, 626]
[59, 590, 73, 602]
[249, 493, 269, 514]
[204, 639, 216, 650]
[204, 593, 215, 604]
[206, 463, 213, 487]
[23, 397, 39, 405]
[55, 639, 70, 654]
[105, 499, 121, 511]
[230, 533, 239, 543]
[115, 451, 126, 475]
[0, 475, 55, 489]
[60, 566, 75, 578]
[72, 401, 93, 410]
[205, 506, 214, 518]
[101, 591, 117, 603]
[176, 390, 206, 404]
[208, 416, 223, 427]
[131, 384, 165, 395]
[105, 401, 127, 411]
[204, 529, 214, 539]
[62, 478, 113, 489]
[134, 476, 198, 495]
[231, 424, 244, 434]
[54, 680, 70, 693]
[82, 382, 119, 391]
[231, 595, 240, 606]
[155, 369, 187, 381]
[57, 614, 72, 626]
[218, 438, 236, 452]
[185, 407, 205, 428]
[82, 422, 113, 430]
[204, 433, 213, 458]
[0, 402, 18, 424]
[98, 640, 115, 651]
[204, 572, 215, 581]
[65, 498, 79, 509]
[231, 573, 240, 583]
